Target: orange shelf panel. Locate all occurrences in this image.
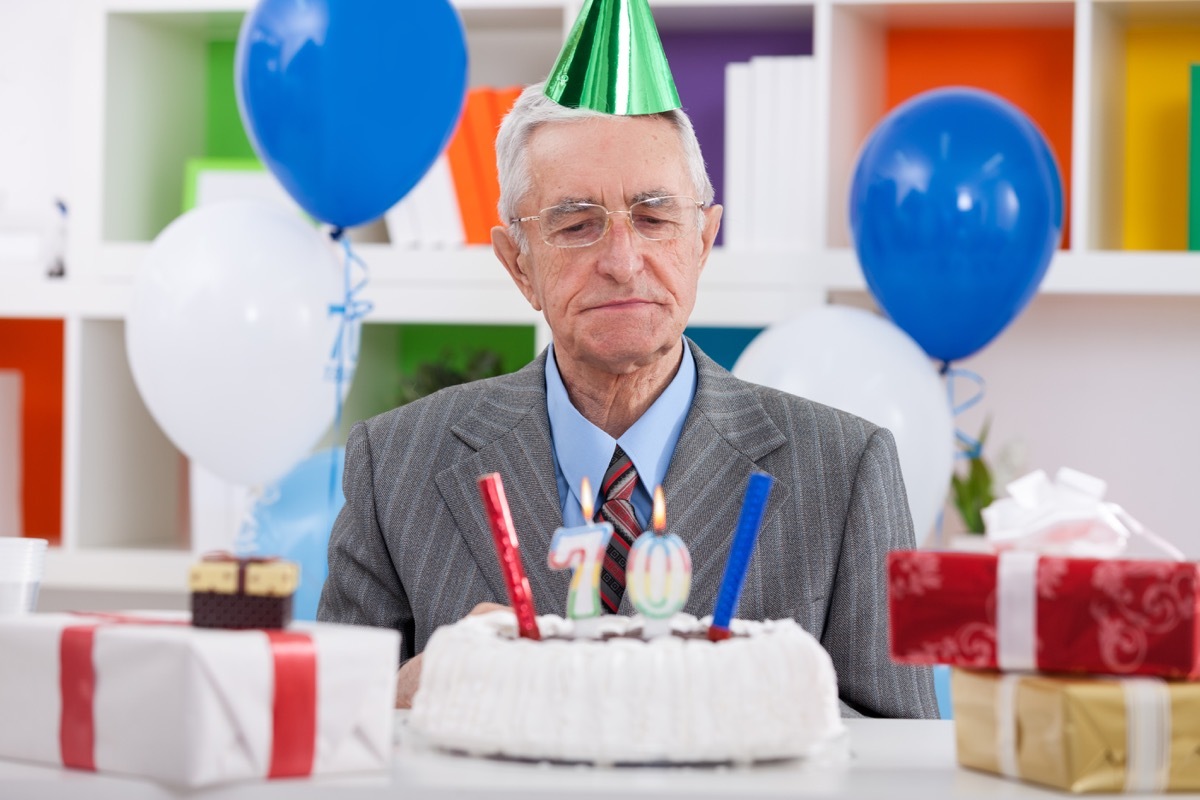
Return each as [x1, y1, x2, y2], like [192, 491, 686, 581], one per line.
[884, 27, 1075, 248]
[0, 319, 63, 543]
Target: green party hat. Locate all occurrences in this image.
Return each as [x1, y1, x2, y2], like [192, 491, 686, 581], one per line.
[544, 0, 680, 115]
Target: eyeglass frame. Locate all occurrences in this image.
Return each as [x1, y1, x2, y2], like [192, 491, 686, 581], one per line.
[510, 195, 707, 249]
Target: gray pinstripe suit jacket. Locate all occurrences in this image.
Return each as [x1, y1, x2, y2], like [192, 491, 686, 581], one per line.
[318, 340, 939, 719]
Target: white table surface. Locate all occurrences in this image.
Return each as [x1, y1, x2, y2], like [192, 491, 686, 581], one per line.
[0, 715, 1186, 799]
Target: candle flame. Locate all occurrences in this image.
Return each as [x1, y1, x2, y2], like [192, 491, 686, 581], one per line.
[581, 476, 594, 520]
[653, 486, 666, 533]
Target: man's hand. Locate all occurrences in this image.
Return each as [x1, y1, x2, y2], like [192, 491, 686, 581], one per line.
[394, 602, 511, 709]
[466, 602, 508, 618]
[394, 653, 424, 709]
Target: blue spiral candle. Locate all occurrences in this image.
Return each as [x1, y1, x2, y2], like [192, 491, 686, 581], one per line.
[708, 472, 774, 641]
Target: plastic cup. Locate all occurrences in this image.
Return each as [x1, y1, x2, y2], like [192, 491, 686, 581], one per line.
[0, 538, 48, 615]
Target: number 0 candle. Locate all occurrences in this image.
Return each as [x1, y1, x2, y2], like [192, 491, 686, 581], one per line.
[627, 486, 691, 638]
[547, 477, 613, 636]
[708, 472, 774, 642]
[477, 472, 540, 640]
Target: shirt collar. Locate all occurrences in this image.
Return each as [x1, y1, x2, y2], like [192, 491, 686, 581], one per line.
[545, 340, 697, 514]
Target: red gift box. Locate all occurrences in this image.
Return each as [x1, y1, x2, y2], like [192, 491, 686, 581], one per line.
[888, 550, 1200, 678]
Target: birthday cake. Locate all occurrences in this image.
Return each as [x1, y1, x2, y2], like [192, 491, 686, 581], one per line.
[408, 610, 844, 765]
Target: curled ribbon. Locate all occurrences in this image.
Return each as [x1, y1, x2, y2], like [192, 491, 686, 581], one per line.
[943, 364, 986, 458]
[234, 232, 370, 557]
[326, 233, 374, 504]
[932, 366, 986, 548]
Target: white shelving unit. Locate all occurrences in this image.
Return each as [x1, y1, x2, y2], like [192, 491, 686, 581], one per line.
[5, 0, 1200, 600]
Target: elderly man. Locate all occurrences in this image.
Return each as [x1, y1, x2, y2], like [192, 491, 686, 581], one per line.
[318, 75, 938, 719]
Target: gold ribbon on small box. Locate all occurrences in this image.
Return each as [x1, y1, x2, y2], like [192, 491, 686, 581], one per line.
[189, 552, 299, 597]
[953, 669, 1200, 793]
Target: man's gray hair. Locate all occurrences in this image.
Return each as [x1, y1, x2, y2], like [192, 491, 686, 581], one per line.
[495, 81, 714, 249]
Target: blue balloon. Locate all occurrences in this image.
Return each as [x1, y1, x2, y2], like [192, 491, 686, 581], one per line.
[248, 447, 345, 620]
[849, 88, 1063, 363]
[235, 0, 468, 227]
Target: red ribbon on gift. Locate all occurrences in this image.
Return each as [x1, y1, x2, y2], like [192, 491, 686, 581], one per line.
[59, 625, 97, 771]
[264, 630, 317, 778]
[58, 614, 317, 778]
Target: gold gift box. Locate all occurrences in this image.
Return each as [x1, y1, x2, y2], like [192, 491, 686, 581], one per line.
[188, 559, 299, 597]
[953, 668, 1200, 793]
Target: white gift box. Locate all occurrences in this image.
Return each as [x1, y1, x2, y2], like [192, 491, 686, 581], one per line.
[0, 613, 399, 787]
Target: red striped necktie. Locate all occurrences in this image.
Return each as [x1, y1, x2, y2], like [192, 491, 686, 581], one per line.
[595, 445, 643, 614]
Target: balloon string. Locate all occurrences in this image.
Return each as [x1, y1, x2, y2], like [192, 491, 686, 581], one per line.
[929, 365, 987, 550]
[327, 234, 373, 506]
[943, 365, 986, 458]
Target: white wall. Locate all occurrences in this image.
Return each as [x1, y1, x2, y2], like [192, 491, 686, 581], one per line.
[839, 289, 1200, 558]
[0, 0, 74, 215]
[953, 293, 1200, 557]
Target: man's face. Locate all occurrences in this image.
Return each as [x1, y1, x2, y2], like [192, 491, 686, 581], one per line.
[493, 115, 722, 376]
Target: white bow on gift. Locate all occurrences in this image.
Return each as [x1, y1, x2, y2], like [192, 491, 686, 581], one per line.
[982, 467, 1184, 561]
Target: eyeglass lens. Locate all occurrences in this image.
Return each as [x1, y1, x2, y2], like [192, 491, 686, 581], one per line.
[540, 196, 697, 248]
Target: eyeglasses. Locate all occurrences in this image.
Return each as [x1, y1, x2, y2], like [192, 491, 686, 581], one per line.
[512, 195, 705, 249]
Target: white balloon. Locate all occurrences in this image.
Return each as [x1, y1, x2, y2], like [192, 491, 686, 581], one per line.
[733, 305, 954, 541]
[126, 200, 343, 486]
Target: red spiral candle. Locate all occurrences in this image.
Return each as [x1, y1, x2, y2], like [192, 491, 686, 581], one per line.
[477, 473, 541, 640]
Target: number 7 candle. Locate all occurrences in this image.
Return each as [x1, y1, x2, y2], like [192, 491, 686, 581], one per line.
[547, 477, 613, 638]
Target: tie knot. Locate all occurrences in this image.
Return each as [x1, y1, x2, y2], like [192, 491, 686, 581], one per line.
[600, 445, 638, 504]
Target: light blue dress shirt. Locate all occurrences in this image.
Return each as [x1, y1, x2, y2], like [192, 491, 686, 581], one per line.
[545, 340, 697, 529]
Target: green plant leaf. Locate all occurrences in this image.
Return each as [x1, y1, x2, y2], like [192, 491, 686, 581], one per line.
[396, 346, 509, 406]
[949, 416, 996, 535]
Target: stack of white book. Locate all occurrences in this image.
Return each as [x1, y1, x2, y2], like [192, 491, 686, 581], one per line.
[723, 55, 818, 251]
[383, 154, 467, 249]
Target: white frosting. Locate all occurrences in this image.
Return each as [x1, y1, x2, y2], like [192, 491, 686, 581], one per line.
[409, 611, 845, 764]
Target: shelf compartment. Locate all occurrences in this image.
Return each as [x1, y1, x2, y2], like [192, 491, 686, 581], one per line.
[68, 318, 184, 550]
[96, 4, 565, 258]
[683, 325, 764, 370]
[0, 318, 64, 542]
[1085, 1, 1200, 251]
[328, 321, 539, 447]
[101, 11, 236, 245]
[827, 2, 1075, 250]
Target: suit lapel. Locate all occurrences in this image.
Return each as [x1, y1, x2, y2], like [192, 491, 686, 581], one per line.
[434, 353, 570, 616]
[663, 343, 793, 616]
